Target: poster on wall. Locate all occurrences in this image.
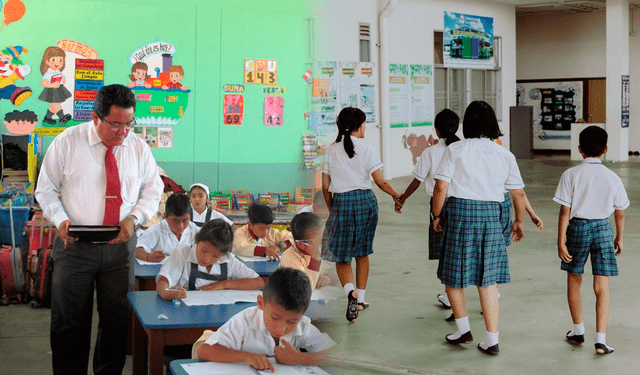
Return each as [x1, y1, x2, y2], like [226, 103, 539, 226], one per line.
[516, 81, 583, 150]
[244, 59, 277, 85]
[358, 62, 376, 124]
[622, 75, 629, 128]
[144, 127, 157, 148]
[410, 64, 434, 127]
[223, 94, 244, 125]
[338, 62, 358, 109]
[389, 64, 410, 128]
[309, 61, 338, 131]
[74, 59, 104, 122]
[264, 96, 284, 127]
[443, 11, 494, 69]
[157, 127, 173, 148]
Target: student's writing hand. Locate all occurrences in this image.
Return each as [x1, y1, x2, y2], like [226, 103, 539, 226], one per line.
[510, 221, 525, 242]
[274, 339, 302, 365]
[245, 353, 275, 372]
[57, 220, 79, 244]
[266, 246, 280, 261]
[148, 250, 166, 262]
[161, 286, 187, 300]
[432, 217, 443, 233]
[316, 274, 331, 288]
[109, 218, 135, 245]
[614, 236, 623, 256]
[198, 280, 227, 291]
[530, 214, 544, 230]
[557, 243, 572, 263]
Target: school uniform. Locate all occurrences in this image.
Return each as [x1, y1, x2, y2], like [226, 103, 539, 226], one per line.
[192, 306, 336, 359]
[320, 136, 382, 262]
[280, 246, 322, 291]
[233, 224, 293, 257]
[412, 139, 448, 260]
[157, 244, 259, 290]
[553, 158, 629, 276]
[191, 207, 233, 227]
[501, 192, 512, 247]
[137, 219, 200, 256]
[434, 138, 524, 288]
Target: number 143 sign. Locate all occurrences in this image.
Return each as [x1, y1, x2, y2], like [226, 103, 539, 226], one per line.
[244, 59, 277, 85]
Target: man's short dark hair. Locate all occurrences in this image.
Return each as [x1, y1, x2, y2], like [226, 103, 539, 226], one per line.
[290, 212, 321, 242]
[196, 219, 234, 254]
[462, 101, 504, 140]
[579, 126, 608, 157]
[248, 203, 273, 225]
[94, 84, 136, 119]
[165, 193, 191, 217]
[263, 268, 311, 313]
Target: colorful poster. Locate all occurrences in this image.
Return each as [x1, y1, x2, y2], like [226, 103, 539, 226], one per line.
[389, 64, 410, 128]
[312, 79, 330, 97]
[309, 61, 338, 131]
[309, 97, 337, 131]
[410, 64, 434, 127]
[316, 61, 337, 97]
[133, 126, 144, 140]
[244, 59, 277, 85]
[144, 127, 158, 148]
[157, 127, 173, 148]
[223, 94, 244, 125]
[74, 59, 104, 122]
[264, 96, 284, 127]
[358, 62, 376, 124]
[338, 62, 358, 109]
[444, 12, 494, 69]
[622, 75, 630, 128]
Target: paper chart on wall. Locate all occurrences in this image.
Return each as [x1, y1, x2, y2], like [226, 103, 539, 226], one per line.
[309, 61, 338, 131]
[157, 127, 173, 148]
[389, 64, 410, 128]
[410, 64, 434, 127]
[358, 62, 376, 124]
[338, 62, 358, 109]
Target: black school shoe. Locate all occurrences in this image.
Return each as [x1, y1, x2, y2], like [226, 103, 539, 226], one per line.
[477, 343, 500, 355]
[346, 291, 358, 322]
[445, 313, 455, 322]
[566, 331, 584, 345]
[445, 331, 473, 345]
[595, 343, 614, 354]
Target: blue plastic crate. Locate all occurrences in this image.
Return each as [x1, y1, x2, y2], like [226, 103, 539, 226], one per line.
[0, 206, 30, 246]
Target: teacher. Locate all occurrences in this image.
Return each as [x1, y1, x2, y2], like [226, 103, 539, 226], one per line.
[35, 84, 163, 375]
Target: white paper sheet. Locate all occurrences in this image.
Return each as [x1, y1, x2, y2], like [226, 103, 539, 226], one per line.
[260, 359, 330, 375]
[181, 290, 262, 306]
[310, 285, 341, 302]
[136, 257, 168, 265]
[181, 360, 330, 375]
[237, 256, 272, 262]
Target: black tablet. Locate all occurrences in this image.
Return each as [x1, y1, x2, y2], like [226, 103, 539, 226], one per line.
[67, 225, 121, 243]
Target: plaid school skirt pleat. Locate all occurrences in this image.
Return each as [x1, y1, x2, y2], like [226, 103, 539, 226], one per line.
[428, 198, 445, 260]
[322, 189, 378, 263]
[437, 197, 510, 288]
[501, 192, 512, 247]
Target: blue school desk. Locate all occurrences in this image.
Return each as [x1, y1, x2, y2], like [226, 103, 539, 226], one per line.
[169, 359, 333, 375]
[129, 291, 330, 375]
[237, 258, 280, 279]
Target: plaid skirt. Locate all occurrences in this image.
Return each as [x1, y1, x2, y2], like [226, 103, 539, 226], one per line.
[322, 189, 378, 263]
[428, 198, 445, 260]
[501, 192, 512, 247]
[437, 197, 510, 288]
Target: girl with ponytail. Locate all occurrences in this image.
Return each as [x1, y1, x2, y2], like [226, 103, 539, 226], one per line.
[320, 107, 400, 322]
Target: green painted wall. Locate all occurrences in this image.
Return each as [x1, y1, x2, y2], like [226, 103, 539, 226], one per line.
[0, 0, 314, 194]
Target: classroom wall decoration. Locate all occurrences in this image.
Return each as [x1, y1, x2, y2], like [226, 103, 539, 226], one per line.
[0, 0, 26, 32]
[339, 62, 357, 109]
[73, 59, 104, 122]
[444, 11, 494, 69]
[223, 94, 243, 125]
[410, 64, 434, 127]
[358, 62, 376, 124]
[622, 75, 629, 128]
[264, 96, 283, 126]
[244, 59, 277, 85]
[389, 63, 410, 128]
[3, 109, 37, 134]
[157, 127, 173, 148]
[0, 45, 32, 107]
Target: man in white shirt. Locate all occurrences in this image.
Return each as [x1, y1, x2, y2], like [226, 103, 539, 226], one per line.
[35, 84, 163, 375]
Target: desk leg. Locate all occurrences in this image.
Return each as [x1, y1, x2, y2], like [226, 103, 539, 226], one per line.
[148, 329, 165, 375]
[132, 312, 148, 375]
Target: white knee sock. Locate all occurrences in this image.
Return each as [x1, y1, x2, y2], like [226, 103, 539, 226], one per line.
[447, 316, 470, 340]
[479, 331, 499, 349]
[356, 289, 366, 304]
[568, 322, 585, 336]
[343, 283, 355, 297]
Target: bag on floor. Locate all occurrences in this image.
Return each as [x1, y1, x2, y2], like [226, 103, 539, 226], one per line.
[25, 217, 55, 301]
[0, 196, 25, 305]
[28, 220, 54, 309]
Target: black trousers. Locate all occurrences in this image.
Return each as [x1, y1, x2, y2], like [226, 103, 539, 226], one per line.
[50, 235, 136, 375]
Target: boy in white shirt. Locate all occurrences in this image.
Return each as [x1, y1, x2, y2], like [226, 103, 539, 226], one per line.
[554, 126, 629, 355]
[193, 268, 336, 371]
[135, 193, 200, 263]
[233, 203, 294, 260]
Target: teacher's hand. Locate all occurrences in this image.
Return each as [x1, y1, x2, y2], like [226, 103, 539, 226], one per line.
[58, 220, 79, 244]
[109, 217, 135, 245]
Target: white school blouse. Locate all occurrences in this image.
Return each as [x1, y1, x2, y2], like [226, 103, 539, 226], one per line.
[156, 244, 259, 289]
[191, 207, 233, 226]
[202, 306, 335, 355]
[320, 136, 383, 193]
[434, 138, 524, 202]
[553, 158, 629, 220]
[412, 139, 448, 196]
[137, 220, 200, 255]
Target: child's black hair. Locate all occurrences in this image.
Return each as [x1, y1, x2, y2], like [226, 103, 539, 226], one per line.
[248, 203, 273, 225]
[165, 193, 191, 217]
[195, 219, 234, 254]
[263, 268, 311, 313]
[4, 110, 37, 123]
[335, 107, 366, 159]
[435, 109, 460, 146]
[579, 126, 608, 157]
[290, 212, 322, 242]
[462, 101, 504, 140]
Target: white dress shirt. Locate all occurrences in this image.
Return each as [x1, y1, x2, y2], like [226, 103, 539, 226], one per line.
[202, 306, 335, 355]
[137, 220, 200, 255]
[35, 121, 163, 228]
[412, 139, 448, 196]
[157, 244, 259, 289]
[553, 158, 629, 219]
[191, 207, 233, 226]
[320, 136, 382, 193]
[435, 138, 524, 202]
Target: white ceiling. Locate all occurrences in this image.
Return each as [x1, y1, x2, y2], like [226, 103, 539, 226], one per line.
[489, 0, 640, 15]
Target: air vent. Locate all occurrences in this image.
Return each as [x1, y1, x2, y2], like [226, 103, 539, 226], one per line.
[359, 23, 371, 40]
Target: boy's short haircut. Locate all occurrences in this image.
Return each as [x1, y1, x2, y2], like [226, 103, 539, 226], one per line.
[167, 65, 185, 76]
[165, 193, 191, 217]
[196, 219, 234, 254]
[248, 203, 274, 225]
[290, 212, 321, 242]
[579, 126, 608, 157]
[263, 268, 312, 313]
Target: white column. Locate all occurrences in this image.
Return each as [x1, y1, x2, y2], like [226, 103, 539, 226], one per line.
[606, 0, 630, 161]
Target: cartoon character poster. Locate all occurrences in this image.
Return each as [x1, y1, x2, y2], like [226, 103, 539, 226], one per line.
[3, 109, 37, 134]
[38, 46, 73, 126]
[157, 127, 173, 148]
[0, 45, 32, 107]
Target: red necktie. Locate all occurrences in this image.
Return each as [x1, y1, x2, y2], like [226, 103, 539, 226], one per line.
[103, 146, 123, 225]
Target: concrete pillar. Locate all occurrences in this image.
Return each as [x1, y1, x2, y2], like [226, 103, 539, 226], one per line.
[606, 0, 629, 161]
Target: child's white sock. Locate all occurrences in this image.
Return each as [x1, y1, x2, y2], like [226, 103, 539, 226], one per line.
[438, 292, 450, 306]
[595, 332, 614, 351]
[568, 322, 585, 336]
[447, 316, 471, 340]
[496, 290, 501, 299]
[479, 331, 499, 350]
[356, 289, 366, 304]
[343, 283, 355, 297]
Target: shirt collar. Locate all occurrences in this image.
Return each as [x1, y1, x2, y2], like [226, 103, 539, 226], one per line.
[582, 157, 603, 165]
[87, 120, 132, 148]
[249, 307, 304, 340]
[247, 225, 260, 241]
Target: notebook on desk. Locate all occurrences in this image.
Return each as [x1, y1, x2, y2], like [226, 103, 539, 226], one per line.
[67, 225, 120, 243]
[180, 359, 329, 375]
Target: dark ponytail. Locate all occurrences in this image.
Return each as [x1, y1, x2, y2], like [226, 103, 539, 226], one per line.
[435, 109, 461, 146]
[335, 107, 366, 159]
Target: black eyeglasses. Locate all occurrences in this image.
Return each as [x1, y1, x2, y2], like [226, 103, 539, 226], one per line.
[103, 119, 137, 131]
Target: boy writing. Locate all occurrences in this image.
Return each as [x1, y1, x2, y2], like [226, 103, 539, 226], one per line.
[136, 193, 199, 262]
[193, 268, 336, 371]
[554, 126, 629, 354]
[233, 203, 294, 261]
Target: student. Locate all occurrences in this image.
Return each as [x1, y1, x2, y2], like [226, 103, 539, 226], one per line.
[233, 203, 294, 261]
[554, 126, 628, 355]
[135, 193, 199, 263]
[193, 268, 336, 371]
[299, 190, 330, 220]
[280, 212, 332, 290]
[431, 101, 527, 355]
[321, 107, 401, 322]
[156, 219, 264, 300]
[189, 183, 233, 227]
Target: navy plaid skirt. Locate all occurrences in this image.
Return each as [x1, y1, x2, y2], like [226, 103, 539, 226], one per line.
[501, 192, 512, 247]
[322, 189, 378, 263]
[437, 197, 510, 288]
[428, 198, 444, 260]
